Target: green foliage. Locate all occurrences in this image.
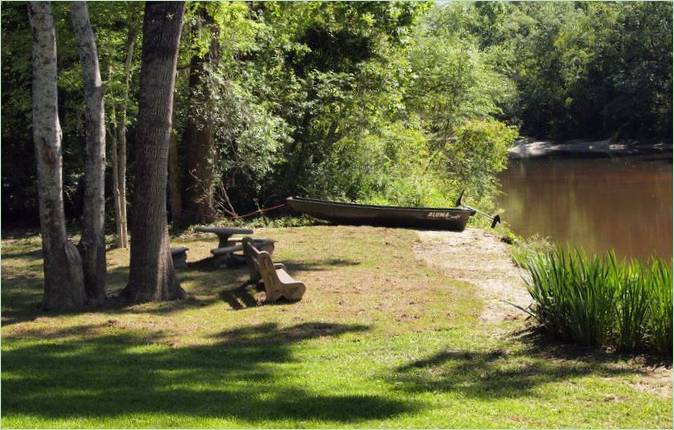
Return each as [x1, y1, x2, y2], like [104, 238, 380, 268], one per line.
[395, 6, 518, 206]
[456, 1, 673, 139]
[186, 71, 290, 192]
[443, 119, 517, 200]
[1, 1, 145, 222]
[523, 247, 672, 355]
[4, 1, 671, 224]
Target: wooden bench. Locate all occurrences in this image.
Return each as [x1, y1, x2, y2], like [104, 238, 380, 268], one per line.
[171, 247, 189, 269]
[242, 237, 305, 302]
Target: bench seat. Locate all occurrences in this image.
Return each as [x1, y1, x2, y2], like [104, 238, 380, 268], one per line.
[211, 239, 276, 257]
[210, 245, 241, 257]
[276, 268, 296, 284]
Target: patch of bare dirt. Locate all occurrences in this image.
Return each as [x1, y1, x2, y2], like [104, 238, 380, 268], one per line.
[414, 228, 531, 323]
[629, 363, 672, 399]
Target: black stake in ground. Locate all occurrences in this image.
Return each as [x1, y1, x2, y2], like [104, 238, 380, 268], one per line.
[455, 190, 501, 228]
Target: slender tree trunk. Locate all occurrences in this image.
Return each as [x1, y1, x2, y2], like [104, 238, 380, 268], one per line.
[114, 21, 138, 249]
[108, 116, 125, 248]
[70, 1, 107, 304]
[120, 1, 185, 302]
[104, 62, 123, 248]
[182, 6, 219, 225]
[28, 1, 86, 311]
[168, 125, 183, 224]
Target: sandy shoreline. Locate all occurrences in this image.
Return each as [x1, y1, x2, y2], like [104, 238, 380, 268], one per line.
[413, 228, 531, 323]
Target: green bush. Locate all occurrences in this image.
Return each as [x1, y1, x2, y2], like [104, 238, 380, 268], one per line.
[523, 247, 672, 356]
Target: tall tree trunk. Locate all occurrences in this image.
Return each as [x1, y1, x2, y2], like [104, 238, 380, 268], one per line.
[114, 18, 138, 249]
[182, 6, 219, 225]
[120, 1, 185, 302]
[28, 1, 86, 311]
[70, 1, 107, 305]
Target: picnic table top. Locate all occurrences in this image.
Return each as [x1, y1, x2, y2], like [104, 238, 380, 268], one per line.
[194, 226, 254, 236]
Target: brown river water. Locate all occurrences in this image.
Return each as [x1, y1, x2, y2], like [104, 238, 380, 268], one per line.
[497, 154, 672, 261]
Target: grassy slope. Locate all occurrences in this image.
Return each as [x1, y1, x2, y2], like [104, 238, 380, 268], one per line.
[1, 226, 671, 428]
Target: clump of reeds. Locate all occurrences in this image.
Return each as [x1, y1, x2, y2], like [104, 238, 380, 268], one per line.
[522, 247, 672, 356]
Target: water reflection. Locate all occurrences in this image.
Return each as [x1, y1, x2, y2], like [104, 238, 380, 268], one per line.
[498, 155, 672, 260]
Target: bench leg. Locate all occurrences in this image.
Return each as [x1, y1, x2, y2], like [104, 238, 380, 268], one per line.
[213, 254, 229, 269]
[265, 285, 282, 303]
[172, 253, 188, 269]
[283, 283, 306, 301]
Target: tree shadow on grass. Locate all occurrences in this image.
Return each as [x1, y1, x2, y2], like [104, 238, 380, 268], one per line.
[185, 256, 223, 271]
[1, 248, 43, 260]
[516, 328, 673, 368]
[220, 284, 262, 310]
[389, 335, 659, 399]
[1, 237, 357, 324]
[2, 321, 419, 424]
[1, 273, 44, 325]
[1, 227, 41, 240]
[2, 260, 252, 324]
[2, 267, 257, 326]
[283, 258, 360, 272]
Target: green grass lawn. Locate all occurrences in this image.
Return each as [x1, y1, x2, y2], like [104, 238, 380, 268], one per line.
[2, 226, 671, 428]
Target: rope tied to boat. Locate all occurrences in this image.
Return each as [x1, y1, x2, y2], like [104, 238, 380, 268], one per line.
[232, 202, 287, 219]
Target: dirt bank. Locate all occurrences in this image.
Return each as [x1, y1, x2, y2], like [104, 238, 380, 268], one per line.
[414, 228, 531, 323]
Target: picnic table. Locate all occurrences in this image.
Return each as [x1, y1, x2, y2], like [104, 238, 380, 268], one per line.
[194, 226, 254, 248]
[195, 226, 258, 268]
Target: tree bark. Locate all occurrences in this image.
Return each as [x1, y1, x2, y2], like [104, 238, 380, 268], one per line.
[120, 1, 185, 302]
[70, 1, 107, 305]
[182, 6, 219, 225]
[28, 1, 86, 311]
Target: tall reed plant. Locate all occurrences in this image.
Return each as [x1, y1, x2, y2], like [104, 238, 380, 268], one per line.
[645, 259, 673, 355]
[523, 247, 672, 356]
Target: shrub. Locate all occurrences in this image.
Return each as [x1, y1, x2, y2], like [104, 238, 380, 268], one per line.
[523, 247, 672, 356]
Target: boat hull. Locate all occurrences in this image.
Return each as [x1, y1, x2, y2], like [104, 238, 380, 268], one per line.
[286, 197, 475, 231]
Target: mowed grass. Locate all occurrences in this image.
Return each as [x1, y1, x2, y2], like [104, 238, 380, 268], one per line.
[1, 225, 671, 428]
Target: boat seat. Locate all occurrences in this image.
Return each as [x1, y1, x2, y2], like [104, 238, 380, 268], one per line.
[242, 237, 305, 302]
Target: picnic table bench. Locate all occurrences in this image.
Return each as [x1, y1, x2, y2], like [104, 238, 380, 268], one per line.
[171, 247, 189, 269]
[242, 237, 305, 302]
[211, 238, 276, 267]
[195, 226, 254, 267]
[211, 238, 276, 257]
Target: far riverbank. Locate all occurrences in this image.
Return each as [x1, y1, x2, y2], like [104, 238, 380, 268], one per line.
[509, 138, 672, 159]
